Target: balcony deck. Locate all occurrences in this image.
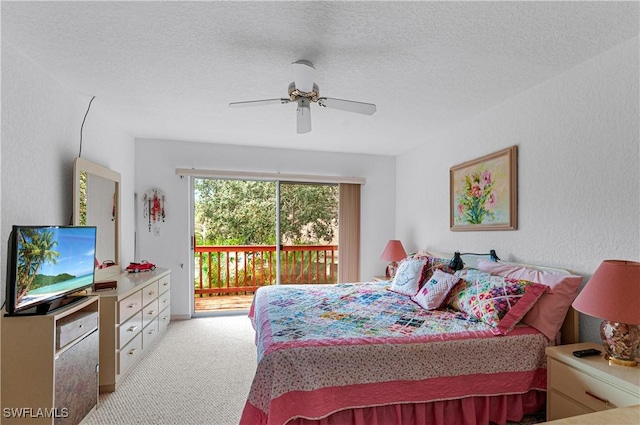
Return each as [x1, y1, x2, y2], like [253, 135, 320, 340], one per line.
[195, 295, 254, 312]
[194, 244, 337, 313]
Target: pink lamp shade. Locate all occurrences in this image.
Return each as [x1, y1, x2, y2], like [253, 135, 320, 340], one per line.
[572, 260, 640, 324]
[380, 240, 407, 262]
[380, 240, 407, 278]
[572, 260, 640, 366]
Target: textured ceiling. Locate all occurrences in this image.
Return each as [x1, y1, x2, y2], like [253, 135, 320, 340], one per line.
[2, 1, 638, 156]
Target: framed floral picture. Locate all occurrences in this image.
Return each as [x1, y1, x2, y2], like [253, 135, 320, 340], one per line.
[450, 145, 517, 231]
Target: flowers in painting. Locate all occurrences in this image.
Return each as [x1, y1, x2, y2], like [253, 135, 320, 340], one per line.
[456, 169, 496, 224]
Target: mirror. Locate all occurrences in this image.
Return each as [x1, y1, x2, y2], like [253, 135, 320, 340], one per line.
[73, 157, 121, 281]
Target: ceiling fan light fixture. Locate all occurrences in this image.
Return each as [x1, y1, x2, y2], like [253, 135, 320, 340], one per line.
[288, 83, 319, 102]
[296, 98, 311, 134]
[229, 60, 376, 134]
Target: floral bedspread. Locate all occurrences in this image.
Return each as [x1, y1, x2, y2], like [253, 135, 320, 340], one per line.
[241, 282, 551, 425]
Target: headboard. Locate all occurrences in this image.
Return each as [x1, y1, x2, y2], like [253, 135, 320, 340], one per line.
[426, 250, 580, 345]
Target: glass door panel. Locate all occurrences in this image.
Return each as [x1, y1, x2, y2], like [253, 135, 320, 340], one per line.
[278, 182, 339, 284]
[193, 178, 276, 313]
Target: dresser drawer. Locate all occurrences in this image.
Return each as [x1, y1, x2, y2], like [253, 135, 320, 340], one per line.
[548, 389, 594, 421]
[118, 290, 142, 323]
[118, 332, 142, 375]
[549, 358, 639, 410]
[159, 274, 171, 294]
[142, 317, 160, 349]
[159, 306, 171, 333]
[142, 299, 159, 328]
[119, 311, 143, 348]
[56, 310, 98, 350]
[142, 280, 159, 307]
[158, 290, 170, 311]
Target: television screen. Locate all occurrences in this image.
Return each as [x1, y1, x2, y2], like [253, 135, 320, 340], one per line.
[6, 225, 97, 315]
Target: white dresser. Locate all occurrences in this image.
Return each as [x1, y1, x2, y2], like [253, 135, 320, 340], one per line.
[92, 268, 171, 392]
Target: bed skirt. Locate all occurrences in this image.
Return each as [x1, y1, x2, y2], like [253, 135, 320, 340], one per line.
[242, 390, 546, 425]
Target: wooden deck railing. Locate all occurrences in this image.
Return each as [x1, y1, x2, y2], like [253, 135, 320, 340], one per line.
[194, 244, 338, 297]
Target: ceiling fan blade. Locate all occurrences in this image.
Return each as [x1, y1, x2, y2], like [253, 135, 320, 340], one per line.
[229, 98, 290, 108]
[318, 97, 377, 115]
[292, 60, 315, 93]
[296, 98, 311, 134]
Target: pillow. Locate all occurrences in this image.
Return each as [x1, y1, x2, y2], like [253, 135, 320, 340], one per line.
[389, 258, 426, 296]
[411, 270, 460, 310]
[446, 269, 548, 335]
[417, 255, 456, 287]
[477, 259, 583, 340]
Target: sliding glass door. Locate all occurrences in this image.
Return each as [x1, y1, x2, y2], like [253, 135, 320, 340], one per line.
[192, 178, 340, 313]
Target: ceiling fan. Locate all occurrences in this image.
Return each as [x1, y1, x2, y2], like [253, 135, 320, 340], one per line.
[229, 60, 376, 134]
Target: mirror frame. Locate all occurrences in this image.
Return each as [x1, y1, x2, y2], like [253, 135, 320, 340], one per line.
[73, 157, 121, 281]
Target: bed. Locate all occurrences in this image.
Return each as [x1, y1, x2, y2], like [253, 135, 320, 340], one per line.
[240, 251, 582, 425]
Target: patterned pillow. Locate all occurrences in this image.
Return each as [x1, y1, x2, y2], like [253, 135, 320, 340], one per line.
[411, 270, 460, 310]
[445, 269, 549, 335]
[389, 258, 427, 296]
[476, 258, 582, 341]
[418, 255, 456, 287]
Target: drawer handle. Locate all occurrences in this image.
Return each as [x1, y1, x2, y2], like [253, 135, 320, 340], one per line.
[128, 348, 137, 356]
[585, 390, 609, 406]
[148, 310, 156, 315]
[148, 329, 155, 335]
[127, 325, 138, 332]
[128, 303, 137, 308]
[78, 324, 84, 328]
[163, 282, 169, 286]
[148, 291, 155, 296]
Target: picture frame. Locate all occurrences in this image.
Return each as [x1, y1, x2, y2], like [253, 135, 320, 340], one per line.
[450, 145, 517, 231]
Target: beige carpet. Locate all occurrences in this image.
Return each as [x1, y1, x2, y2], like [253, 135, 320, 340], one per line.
[85, 314, 257, 425]
[85, 314, 544, 425]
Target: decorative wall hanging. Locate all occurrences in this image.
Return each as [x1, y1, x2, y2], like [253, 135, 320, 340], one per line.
[450, 145, 517, 231]
[143, 188, 166, 231]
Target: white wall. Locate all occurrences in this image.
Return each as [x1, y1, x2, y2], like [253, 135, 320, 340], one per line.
[134, 139, 396, 318]
[1, 44, 137, 302]
[1, 42, 137, 405]
[396, 36, 640, 343]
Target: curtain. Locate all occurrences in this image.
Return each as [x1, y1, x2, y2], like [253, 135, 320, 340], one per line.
[338, 183, 361, 283]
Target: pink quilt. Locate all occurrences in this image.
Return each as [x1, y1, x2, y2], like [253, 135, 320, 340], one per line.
[240, 282, 551, 425]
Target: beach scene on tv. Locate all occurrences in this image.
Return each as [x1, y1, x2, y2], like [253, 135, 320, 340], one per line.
[15, 226, 96, 311]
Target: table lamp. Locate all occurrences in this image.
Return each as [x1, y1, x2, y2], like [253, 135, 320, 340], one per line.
[380, 240, 407, 278]
[572, 260, 640, 367]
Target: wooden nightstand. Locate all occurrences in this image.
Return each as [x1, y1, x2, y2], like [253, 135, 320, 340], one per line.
[372, 275, 390, 282]
[546, 342, 640, 421]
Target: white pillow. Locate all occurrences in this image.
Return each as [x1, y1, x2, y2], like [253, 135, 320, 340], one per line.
[389, 258, 426, 296]
[411, 269, 460, 310]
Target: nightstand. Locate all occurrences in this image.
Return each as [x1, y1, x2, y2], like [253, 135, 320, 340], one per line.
[546, 342, 640, 421]
[372, 275, 390, 282]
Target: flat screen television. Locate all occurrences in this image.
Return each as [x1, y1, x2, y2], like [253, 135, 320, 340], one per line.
[5, 225, 97, 315]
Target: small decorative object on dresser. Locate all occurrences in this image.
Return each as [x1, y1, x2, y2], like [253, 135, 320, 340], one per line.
[125, 260, 157, 273]
[572, 260, 640, 366]
[546, 342, 640, 422]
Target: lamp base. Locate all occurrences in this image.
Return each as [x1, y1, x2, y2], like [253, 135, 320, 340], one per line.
[605, 355, 638, 367]
[385, 262, 398, 278]
[600, 321, 640, 368]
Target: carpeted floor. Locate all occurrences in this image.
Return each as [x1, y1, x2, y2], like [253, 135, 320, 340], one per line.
[85, 314, 257, 425]
[85, 314, 545, 425]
